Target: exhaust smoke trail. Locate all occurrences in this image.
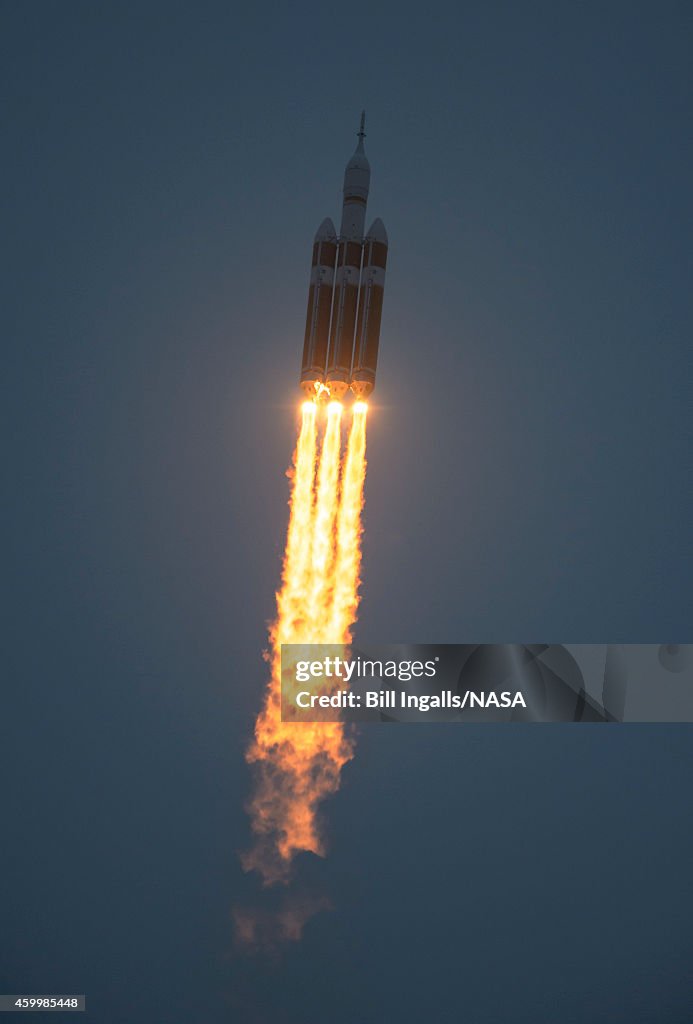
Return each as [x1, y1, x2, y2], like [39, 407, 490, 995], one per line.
[328, 401, 368, 642]
[305, 401, 343, 639]
[275, 401, 317, 639]
[243, 401, 368, 887]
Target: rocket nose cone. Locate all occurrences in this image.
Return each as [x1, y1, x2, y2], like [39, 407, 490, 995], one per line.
[314, 217, 337, 242]
[366, 217, 388, 245]
[346, 148, 370, 173]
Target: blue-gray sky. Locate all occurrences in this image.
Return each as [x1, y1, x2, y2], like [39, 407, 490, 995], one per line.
[2, 2, 691, 1021]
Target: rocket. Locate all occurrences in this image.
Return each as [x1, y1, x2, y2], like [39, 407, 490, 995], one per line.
[300, 112, 388, 401]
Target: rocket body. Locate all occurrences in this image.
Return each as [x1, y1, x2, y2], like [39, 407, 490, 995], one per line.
[326, 239, 362, 398]
[300, 218, 337, 392]
[352, 219, 388, 398]
[300, 113, 388, 399]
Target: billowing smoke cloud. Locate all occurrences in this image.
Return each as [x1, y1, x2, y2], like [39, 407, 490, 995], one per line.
[233, 891, 333, 953]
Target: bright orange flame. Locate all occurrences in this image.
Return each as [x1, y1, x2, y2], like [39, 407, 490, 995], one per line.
[305, 402, 342, 639]
[243, 399, 368, 885]
[328, 403, 368, 640]
[275, 401, 317, 639]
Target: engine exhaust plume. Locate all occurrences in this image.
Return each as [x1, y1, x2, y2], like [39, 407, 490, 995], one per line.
[328, 402, 368, 641]
[305, 401, 343, 639]
[243, 401, 368, 886]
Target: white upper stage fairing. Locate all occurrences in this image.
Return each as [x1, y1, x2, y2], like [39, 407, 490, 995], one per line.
[339, 116, 371, 240]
